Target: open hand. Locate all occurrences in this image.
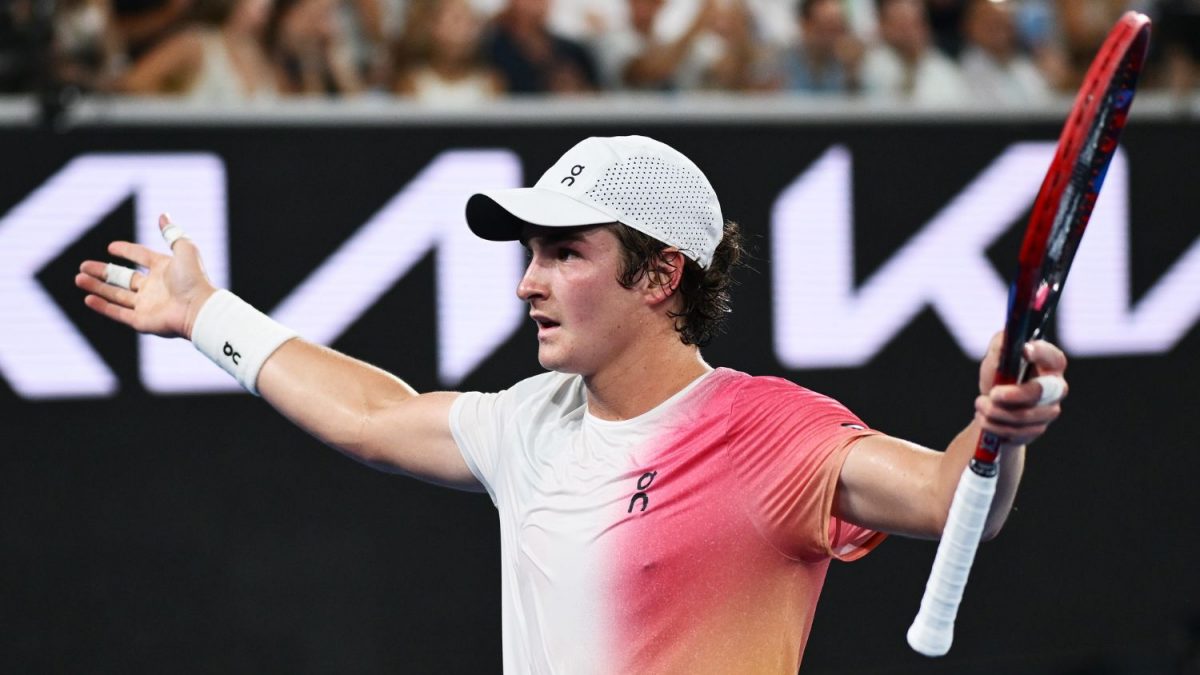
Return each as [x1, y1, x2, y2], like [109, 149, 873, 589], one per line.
[74, 213, 217, 340]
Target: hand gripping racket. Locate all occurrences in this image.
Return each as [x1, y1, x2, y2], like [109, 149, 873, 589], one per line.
[906, 12, 1151, 657]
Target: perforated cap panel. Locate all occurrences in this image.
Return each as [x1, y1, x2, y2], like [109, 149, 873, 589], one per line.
[585, 155, 720, 265]
[466, 136, 724, 268]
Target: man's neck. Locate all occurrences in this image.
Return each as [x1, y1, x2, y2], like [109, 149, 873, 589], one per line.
[583, 341, 711, 422]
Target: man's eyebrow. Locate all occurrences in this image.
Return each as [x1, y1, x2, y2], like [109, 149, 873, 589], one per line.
[521, 230, 590, 247]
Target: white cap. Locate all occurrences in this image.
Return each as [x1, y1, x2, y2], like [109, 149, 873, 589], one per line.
[466, 135, 724, 268]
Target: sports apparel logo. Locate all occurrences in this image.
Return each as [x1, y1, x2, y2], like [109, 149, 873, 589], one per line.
[560, 164, 585, 187]
[627, 471, 658, 514]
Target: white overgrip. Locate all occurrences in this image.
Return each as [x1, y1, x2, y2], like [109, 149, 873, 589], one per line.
[906, 465, 998, 657]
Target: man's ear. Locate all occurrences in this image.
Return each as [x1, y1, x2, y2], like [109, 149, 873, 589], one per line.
[644, 248, 685, 306]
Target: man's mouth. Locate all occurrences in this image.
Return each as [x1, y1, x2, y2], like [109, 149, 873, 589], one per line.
[531, 313, 560, 331]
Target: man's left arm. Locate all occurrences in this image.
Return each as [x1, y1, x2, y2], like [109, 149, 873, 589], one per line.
[834, 334, 1068, 540]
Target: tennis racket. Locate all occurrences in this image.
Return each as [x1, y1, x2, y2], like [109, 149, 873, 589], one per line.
[906, 11, 1151, 657]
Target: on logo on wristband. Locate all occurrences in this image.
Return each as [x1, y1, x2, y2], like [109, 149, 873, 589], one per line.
[192, 289, 298, 396]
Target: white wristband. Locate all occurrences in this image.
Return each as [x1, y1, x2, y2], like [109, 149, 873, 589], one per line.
[191, 289, 298, 396]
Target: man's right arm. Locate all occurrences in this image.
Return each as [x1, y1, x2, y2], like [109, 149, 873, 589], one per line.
[256, 340, 478, 489]
[75, 214, 480, 491]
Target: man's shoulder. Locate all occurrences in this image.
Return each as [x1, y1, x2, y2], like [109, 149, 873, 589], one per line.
[718, 369, 856, 419]
[492, 370, 586, 417]
[731, 370, 822, 397]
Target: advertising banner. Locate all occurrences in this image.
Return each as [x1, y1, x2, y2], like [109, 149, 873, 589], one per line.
[2, 120, 1196, 672]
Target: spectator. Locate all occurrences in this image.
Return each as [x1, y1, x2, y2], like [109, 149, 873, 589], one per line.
[337, 0, 393, 87]
[482, 0, 598, 94]
[117, 0, 278, 101]
[1056, 0, 1127, 88]
[777, 0, 864, 94]
[843, 0, 881, 38]
[1010, 0, 1071, 92]
[393, 0, 504, 103]
[54, 0, 127, 93]
[112, 0, 196, 59]
[926, 0, 966, 57]
[702, 0, 758, 90]
[544, 0, 623, 44]
[1156, 0, 1200, 97]
[744, 0, 807, 48]
[959, 0, 1051, 105]
[0, 0, 40, 93]
[860, 0, 970, 104]
[268, 0, 363, 96]
[595, 0, 728, 91]
[1012, 0, 1057, 50]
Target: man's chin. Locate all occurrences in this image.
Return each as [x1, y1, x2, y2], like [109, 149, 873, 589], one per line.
[537, 351, 581, 375]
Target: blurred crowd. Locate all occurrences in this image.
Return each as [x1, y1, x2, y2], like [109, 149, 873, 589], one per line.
[0, 0, 1197, 105]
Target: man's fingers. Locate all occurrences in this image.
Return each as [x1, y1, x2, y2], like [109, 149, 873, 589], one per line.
[978, 337, 1068, 445]
[1023, 339, 1068, 374]
[159, 213, 188, 249]
[990, 376, 1069, 407]
[107, 240, 160, 268]
[978, 331, 1006, 393]
[976, 395, 1059, 443]
[83, 294, 136, 326]
[1034, 375, 1066, 406]
[75, 272, 136, 308]
[986, 331, 1004, 358]
[977, 395, 1060, 425]
[975, 415, 1051, 445]
[79, 260, 110, 279]
[81, 260, 146, 292]
[103, 263, 135, 290]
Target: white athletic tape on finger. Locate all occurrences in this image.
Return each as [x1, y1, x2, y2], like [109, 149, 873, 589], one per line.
[1034, 375, 1065, 406]
[104, 263, 135, 290]
[161, 222, 187, 248]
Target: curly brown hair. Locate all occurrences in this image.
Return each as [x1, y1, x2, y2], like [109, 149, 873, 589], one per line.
[607, 220, 745, 347]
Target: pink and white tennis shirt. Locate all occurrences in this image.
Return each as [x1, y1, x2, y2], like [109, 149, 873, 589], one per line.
[449, 367, 884, 674]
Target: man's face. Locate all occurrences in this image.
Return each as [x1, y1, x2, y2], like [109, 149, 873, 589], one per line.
[517, 225, 645, 375]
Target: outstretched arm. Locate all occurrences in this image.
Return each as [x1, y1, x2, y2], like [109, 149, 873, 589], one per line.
[834, 334, 1068, 540]
[74, 215, 479, 490]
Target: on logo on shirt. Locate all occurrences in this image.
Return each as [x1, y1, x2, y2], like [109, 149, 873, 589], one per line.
[627, 471, 657, 514]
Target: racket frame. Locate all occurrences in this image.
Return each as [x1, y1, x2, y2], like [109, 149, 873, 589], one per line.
[907, 11, 1151, 658]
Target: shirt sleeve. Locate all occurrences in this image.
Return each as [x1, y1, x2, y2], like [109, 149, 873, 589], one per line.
[449, 390, 508, 506]
[724, 377, 886, 563]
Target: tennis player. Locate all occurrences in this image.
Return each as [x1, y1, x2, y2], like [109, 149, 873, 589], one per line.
[75, 135, 1067, 673]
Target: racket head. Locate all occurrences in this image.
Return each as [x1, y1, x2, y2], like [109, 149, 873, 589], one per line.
[996, 12, 1151, 382]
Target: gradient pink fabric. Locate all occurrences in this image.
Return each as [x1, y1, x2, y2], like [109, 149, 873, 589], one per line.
[603, 370, 884, 673]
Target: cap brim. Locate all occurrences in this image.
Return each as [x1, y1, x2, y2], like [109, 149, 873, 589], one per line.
[466, 188, 616, 241]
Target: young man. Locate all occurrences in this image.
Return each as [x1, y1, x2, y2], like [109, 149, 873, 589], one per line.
[74, 135, 1067, 672]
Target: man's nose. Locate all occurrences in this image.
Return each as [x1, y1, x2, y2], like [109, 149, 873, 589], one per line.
[517, 259, 546, 302]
